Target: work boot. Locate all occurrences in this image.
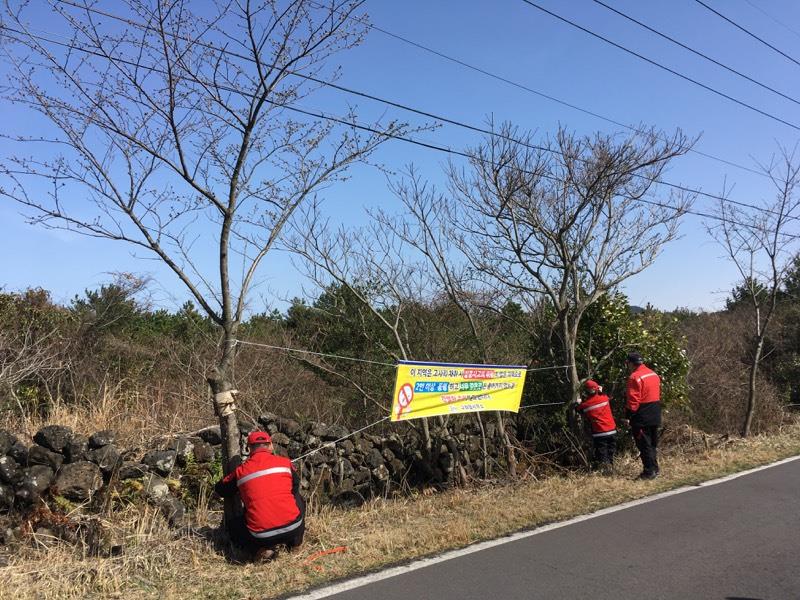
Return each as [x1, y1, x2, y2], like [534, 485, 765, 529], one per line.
[254, 547, 276, 562]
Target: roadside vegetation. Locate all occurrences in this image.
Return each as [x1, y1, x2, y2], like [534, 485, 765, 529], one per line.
[2, 1, 800, 598]
[1, 225, 799, 600]
[2, 420, 798, 600]
[3, 263, 799, 447]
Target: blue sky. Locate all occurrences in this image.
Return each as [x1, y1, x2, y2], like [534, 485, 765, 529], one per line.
[2, 0, 800, 312]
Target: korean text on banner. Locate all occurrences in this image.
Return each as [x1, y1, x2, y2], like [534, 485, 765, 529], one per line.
[391, 360, 527, 421]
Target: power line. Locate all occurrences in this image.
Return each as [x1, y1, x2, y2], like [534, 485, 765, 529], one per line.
[3, 26, 798, 239]
[520, 0, 800, 131]
[694, 0, 800, 69]
[592, 0, 800, 107]
[51, 0, 770, 180]
[271, 104, 800, 237]
[743, 0, 800, 43]
[3, 89, 794, 241]
[0, 19, 788, 222]
[283, 67, 788, 219]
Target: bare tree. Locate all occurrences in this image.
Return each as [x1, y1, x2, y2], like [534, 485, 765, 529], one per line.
[442, 123, 694, 409]
[376, 170, 526, 476]
[0, 0, 405, 507]
[286, 203, 437, 450]
[708, 147, 800, 437]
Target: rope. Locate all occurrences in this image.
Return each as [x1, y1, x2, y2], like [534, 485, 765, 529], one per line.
[287, 401, 562, 463]
[519, 401, 566, 409]
[234, 339, 572, 373]
[286, 400, 566, 463]
[234, 339, 396, 367]
[234, 339, 571, 456]
[303, 546, 348, 571]
[526, 364, 573, 373]
[291, 416, 390, 463]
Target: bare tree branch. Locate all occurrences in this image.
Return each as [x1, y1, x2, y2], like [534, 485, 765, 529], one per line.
[707, 145, 800, 436]
[1, 0, 405, 498]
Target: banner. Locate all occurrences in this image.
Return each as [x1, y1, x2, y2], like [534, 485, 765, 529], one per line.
[391, 360, 527, 421]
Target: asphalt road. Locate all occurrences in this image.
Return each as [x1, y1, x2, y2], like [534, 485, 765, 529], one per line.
[300, 458, 800, 600]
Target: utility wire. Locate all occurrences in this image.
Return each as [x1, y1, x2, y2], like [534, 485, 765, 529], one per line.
[52, 0, 769, 179]
[2, 25, 798, 238]
[520, 0, 800, 131]
[743, 0, 800, 43]
[0, 22, 790, 222]
[1, 78, 795, 240]
[592, 0, 800, 107]
[220, 102, 800, 238]
[693, 0, 800, 69]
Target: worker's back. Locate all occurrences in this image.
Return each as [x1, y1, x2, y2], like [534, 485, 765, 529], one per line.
[577, 392, 616, 436]
[233, 448, 300, 532]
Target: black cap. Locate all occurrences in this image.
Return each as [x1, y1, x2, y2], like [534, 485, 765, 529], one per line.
[626, 352, 644, 365]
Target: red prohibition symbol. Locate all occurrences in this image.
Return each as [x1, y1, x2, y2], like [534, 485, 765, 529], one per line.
[396, 382, 414, 418]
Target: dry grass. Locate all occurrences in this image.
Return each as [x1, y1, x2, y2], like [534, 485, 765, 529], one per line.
[3, 422, 800, 600]
[6, 387, 213, 448]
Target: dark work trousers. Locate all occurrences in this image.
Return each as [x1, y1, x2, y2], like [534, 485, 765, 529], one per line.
[592, 435, 616, 466]
[632, 425, 659, 474]
[229, 495, 306, 553]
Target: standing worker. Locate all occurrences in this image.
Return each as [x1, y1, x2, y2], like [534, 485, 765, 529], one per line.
[575, 379, 617, 473]
[215, 431, 306, 561]
[624, 352, 662, 480]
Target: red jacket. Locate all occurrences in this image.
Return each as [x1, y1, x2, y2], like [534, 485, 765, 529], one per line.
[215, 448, 301, 534]
[626, 364, 661, 414]
[576, 392, 616, 437]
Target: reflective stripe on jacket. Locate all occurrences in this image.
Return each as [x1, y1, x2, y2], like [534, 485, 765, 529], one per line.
[626, 364, 661, 414]
[576, 393, 617, 436]
[216, 448, 300, 534]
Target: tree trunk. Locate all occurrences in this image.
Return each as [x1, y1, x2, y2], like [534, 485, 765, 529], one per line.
[474, 413, 490, 477]
[208, 372, 241, 472]
[495, 411, 517, 477]
[207, 330, 242, 526]
[560, 315, 588, 464]
[561, 316, 581, 417]
[742, 335, 765, 437]
[421, 417, 432, 451]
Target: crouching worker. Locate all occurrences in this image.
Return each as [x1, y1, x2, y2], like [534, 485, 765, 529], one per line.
[575, 380, 617, 473]
[214, 431, 305, 560]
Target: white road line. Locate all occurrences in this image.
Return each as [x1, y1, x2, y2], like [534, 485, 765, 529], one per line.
[288, 454, 800, 599]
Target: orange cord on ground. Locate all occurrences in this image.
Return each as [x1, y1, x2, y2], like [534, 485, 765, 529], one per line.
[302, 546, 348, 571]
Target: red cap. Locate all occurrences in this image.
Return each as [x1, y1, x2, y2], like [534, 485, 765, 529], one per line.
[584, 380, 602, 392]
[247, 431, 271, 446]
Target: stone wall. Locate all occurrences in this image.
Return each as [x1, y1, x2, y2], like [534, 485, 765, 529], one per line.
[255, 412, 512, 506]
[0, 413, 514, 543]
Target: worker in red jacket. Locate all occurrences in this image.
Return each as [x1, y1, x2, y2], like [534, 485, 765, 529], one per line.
[215, 431, 305, 560]
[575, 379, 617, 472]
[625, 352, 662, 480]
